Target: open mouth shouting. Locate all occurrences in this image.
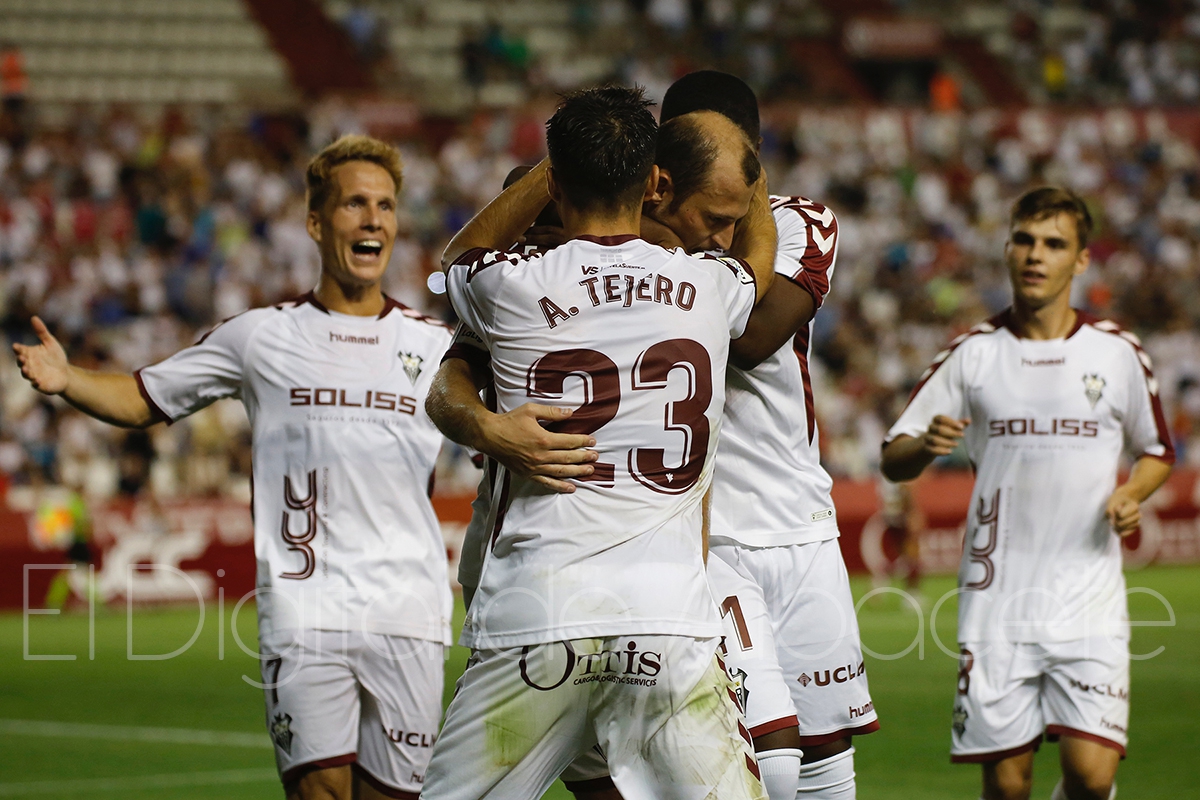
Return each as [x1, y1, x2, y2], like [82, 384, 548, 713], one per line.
[350, 238, 385, 262]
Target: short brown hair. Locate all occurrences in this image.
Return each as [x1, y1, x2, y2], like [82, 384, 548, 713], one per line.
[305, 134, 403, 212]
[1010, 186, 1093, 247]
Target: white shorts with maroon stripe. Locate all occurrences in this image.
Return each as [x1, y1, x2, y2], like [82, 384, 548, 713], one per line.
[421, 635, 766, 800]
[710, 538, 879, 746]
[259, 628, 445, 796]
[951, 636, 1130, 763]
[706, 554, 799, 738]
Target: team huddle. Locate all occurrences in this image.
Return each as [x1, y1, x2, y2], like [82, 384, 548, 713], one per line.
[12, 72, 1173, 800]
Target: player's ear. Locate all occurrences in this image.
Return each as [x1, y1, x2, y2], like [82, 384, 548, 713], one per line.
[648, 167, 673, 206]
[546, 166, 563, 204]
[306, 208, 322, 244]
[1074, 246, 1090, 276]
[642, 165, 661, 202]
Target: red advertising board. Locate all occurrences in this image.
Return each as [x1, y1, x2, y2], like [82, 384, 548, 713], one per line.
[3, 470, 1198, 610]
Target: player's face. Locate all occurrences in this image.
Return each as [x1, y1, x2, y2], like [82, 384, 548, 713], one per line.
[651, 153, 754, 252]
[1004, 212, 1089, 310]
[308, 161, 398, 289]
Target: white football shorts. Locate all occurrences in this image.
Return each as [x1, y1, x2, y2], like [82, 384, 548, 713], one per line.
[951, 636, 1130, 762]
[421, 635, 767, 800]
[710, 538, 879, 746]
[258, 627, 445, 796]
[706, 553, 799, 738]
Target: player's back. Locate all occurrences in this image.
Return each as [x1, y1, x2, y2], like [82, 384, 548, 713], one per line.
[446, 234, 758, 648]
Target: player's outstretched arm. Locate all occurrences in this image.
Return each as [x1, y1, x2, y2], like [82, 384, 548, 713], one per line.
[441, 159, 552, 271]
[12, 316, 155, 428]
[728, 170, 776, 304]
[425, 358, 599, 494]
[880, 415, 970, 483]
[1105, 456, 1172, 536]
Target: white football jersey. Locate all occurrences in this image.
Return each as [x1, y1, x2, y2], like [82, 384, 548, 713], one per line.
[445, 234, 758, 648]
[886, 311, 1175, 643]
[711, 196, 841, 547]
[136, 294, 455, 644]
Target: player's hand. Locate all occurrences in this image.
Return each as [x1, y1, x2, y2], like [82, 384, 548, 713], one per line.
[478, 403, 598, 493]
[12, 316, 70, 396]
[921, 415, 969, 457]
[640, 216, 685, 250]
[1105, 491, 1141, 537]
[520, 226, 568, 249]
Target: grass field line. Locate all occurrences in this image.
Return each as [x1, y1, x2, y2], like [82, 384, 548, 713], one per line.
[0, 719, 271, 749]
[0, 768, 278, 796]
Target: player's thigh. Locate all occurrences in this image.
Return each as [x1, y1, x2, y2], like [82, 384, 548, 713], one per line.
[951, 642, 1045, 763]
[1042, 636, 1129, 760]
[747, 540, 878, 741]
[708, 548, 798, 739]
[352, 634, 446, 796]
[594, 635, 766, 800]
[261, 629, 361, 785]
[422, 642, 592, 800]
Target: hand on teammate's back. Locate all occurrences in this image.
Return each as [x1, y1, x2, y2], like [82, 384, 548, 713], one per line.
[479, 403, 598, 494]
[921, 415, 970, 457]
[12, 316, 70, 395]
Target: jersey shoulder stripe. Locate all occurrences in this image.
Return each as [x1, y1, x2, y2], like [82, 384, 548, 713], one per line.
[1080, 313, 1176, 464]
[769, 195, 837, 306]
[907, 311, 1008, 401]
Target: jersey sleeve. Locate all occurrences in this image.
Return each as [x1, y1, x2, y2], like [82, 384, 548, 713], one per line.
[134, 309, 267, 423]
[442, 321, 491, 375]
[1118, 336, 1176, 464]
[771, 196, 838, 308]
[445, 247, 529, 346]
[885, 340, 970, 443]
[699, 254, 757, 338]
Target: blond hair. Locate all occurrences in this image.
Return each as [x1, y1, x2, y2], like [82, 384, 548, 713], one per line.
[305, 134, 403, 212]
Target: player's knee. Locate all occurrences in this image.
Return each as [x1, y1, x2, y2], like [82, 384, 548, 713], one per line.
[1061, 767, 1116, 800]
[796, 745, 855, 798]
[286, 765, 352, 800]
[983, 761, 1033, 800]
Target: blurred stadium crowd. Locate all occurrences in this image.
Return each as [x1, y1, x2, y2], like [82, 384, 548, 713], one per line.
[3, 4, 1200, 504]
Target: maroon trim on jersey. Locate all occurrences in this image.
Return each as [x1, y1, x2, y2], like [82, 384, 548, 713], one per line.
[950, 734, 1041, 764]
[1045, 725, 1126, 758]
[574, 233, 640, 246]
[745, 753, 762, 780]
[796, 720, 880, 747]
[1084, 315, 1177, 465]
[301, 291, 331, 315]
[378, 294, 454, 329]
[133, 368, 171, 425]
[489, 470, 513, 551]
[281, 753, 357, 785]
[442, 342, 491, 374]
[562, 776, 617, 793]
[901, 311, 1008, 407]
[351, 764, 420, 798]
[749, 715, 801, 738]
[772, 196, 837, 308]
[792, 325, 816, 445]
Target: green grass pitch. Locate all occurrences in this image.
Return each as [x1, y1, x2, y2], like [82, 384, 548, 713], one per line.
[1, 566, 1196, 798]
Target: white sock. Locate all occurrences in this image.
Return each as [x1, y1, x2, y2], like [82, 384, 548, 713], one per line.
[796, 746, 855, 798]
[1049, 778, 1117, 800]
[756, 748, 802, 800]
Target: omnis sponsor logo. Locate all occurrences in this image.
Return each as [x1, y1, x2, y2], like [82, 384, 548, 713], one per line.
[290, 387, 418, 415]
[518, 640, 662, 691]
[798, 660, 867, 687]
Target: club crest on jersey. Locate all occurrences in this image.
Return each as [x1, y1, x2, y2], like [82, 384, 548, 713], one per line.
[1083, 374, 1106, 408]
[400, 352, 424, 383]
[952, 703, 968, 737]
[729, 667, 750, 711]
[270, 713, 294, 754]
